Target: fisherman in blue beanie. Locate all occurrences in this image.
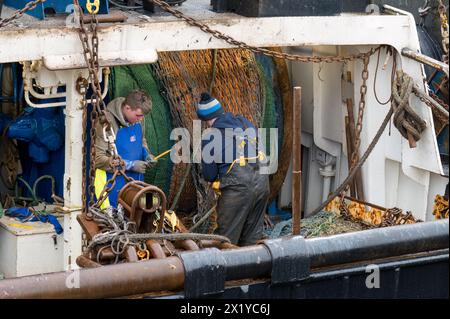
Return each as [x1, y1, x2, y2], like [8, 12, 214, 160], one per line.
[197, 93, 269, 246]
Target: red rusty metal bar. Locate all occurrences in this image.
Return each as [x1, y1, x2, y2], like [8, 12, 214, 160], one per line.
[0, 257, 184, 299]
[292, 87, 302, 235]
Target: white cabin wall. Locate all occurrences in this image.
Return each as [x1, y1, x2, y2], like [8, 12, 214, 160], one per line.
[279, 44, 445, 220]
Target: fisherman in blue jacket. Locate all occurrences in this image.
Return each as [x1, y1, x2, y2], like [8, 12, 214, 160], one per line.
[94, 89, 156, 208]
[197, 93, 270, 246]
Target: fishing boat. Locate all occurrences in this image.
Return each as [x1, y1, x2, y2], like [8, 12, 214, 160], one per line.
[0, 0, 448, 299]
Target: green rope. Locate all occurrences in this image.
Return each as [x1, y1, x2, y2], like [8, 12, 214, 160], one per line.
[15, 177, 38, 205]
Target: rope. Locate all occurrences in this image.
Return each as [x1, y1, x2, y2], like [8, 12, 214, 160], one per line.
[392, 70, 427, 143]
[209, 49, 218, 94]
[189, 204, 216, 232]
[311, 106, 394, 215]
[86, 206, 230, 262]
[89, 232, 230, 250]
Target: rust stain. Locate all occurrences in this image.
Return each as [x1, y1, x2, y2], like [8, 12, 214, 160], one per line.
[66, 177, 71, 193]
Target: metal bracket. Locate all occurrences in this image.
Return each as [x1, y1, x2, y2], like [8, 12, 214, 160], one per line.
[263, 236, 310, 284]
[178, 248, 226, 299]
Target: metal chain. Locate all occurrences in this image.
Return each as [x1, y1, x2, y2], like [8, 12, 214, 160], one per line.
[0, 0, 46, 28]
[351, 56, 371, 166]
[430, 92, 449, 111]
[380, 207, 420, 226]
[76, 76, 89, 213]
[334, 197, 421, 227]
[151, 0, 379, 64]
[437, 0, 449, 64]
[76, 5, 132, 210]
[338, 55, 371, 210]
[415, 89, 449, 118]
[312, 106, 395, 216]
[149, 0, 381, 215]
[433, 194, 449, 220]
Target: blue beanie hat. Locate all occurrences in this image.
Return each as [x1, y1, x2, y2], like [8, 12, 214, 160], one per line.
[196, 92, 224, 121]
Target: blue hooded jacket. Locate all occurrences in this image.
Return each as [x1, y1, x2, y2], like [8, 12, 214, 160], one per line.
[201, 112, 258, 182]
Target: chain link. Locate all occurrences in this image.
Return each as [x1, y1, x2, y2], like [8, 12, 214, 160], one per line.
[380, 207, 420, 226]
[76, 76, 89, 213]
[151, 0, 379, 64]
[338, 55, 371, 210]
[75, 5, 132, 211]
[0, 0, 46, 28]
[415, 89, 449, 122]
[352, 56, 371, 165]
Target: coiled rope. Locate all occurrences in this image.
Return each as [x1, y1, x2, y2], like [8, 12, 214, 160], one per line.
[392, 70, 427, 144]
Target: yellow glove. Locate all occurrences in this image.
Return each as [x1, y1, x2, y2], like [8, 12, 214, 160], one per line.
[212, 181, 221, 196]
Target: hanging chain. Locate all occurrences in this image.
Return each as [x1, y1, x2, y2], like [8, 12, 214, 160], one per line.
[76, 76, 89, 213]
[338, 55, 371, 212]
[151, 0, 379, 64]
[417, 90, 449, 122]
[351, 55, 371, 167]
[0, 0, 46, 28]
[437, 0, 449, 64]
[76, 4, 132, 211]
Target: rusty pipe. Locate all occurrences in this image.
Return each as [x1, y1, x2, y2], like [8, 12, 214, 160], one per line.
[199, 240, 239, 250]
[0, 257, 184, 299]
[97, 247, 116, 262]
[76, 255, 102, 268]
[174, 240, 200, 251]
[1, 220, 447, 299]
[199, 240, 238, 250]
[292, 87, 302, 235]
[82, 12, 128, 24]
[146, 240, 167, 259]
[402, 48, 449, 77]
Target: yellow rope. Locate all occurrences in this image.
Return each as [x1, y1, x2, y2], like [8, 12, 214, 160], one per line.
[226, 151, 266, 175]
[154, 149, 172, 161]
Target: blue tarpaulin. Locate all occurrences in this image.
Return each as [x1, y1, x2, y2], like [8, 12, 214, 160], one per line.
[5, 207, 63, 234]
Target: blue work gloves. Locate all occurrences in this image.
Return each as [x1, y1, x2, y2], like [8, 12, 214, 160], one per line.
[124, 159, 149, 174]
[123, 153, 158, 174]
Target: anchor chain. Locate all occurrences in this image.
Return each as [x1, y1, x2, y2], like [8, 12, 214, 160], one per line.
[75, 3, 132, 212]
[0, 0, 46, 28]
[150, 0, 380, 64]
